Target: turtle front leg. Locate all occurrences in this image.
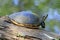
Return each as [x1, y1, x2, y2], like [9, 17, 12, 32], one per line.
[40, 21, 45, 28]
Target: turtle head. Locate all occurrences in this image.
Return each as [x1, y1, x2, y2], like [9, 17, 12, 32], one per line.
[37, 14, 48, 28]
[42, 14, 48, 21]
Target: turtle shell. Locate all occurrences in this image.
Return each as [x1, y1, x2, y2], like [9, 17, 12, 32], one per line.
[9, 11, 40, 25]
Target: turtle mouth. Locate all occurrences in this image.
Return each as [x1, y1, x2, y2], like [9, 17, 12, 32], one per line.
[10, 19, 39, 29]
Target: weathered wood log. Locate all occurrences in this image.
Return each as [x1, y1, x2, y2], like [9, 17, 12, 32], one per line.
[0, 16, 60, 40]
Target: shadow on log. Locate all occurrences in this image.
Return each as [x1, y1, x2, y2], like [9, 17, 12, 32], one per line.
[0, 16, 60, 40]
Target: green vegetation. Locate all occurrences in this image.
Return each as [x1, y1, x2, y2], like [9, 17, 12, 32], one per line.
[0, 0, 60, 16]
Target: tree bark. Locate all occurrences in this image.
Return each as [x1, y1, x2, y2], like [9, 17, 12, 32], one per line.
[0, 16, 60, 40]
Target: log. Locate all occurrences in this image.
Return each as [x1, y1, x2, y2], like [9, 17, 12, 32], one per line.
[0, 16, 60, 40]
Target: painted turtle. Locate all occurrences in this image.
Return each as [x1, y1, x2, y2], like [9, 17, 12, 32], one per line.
[8, 11, 48, 29]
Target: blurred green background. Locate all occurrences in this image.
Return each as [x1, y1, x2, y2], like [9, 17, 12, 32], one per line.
[0, 0, 60, 34]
